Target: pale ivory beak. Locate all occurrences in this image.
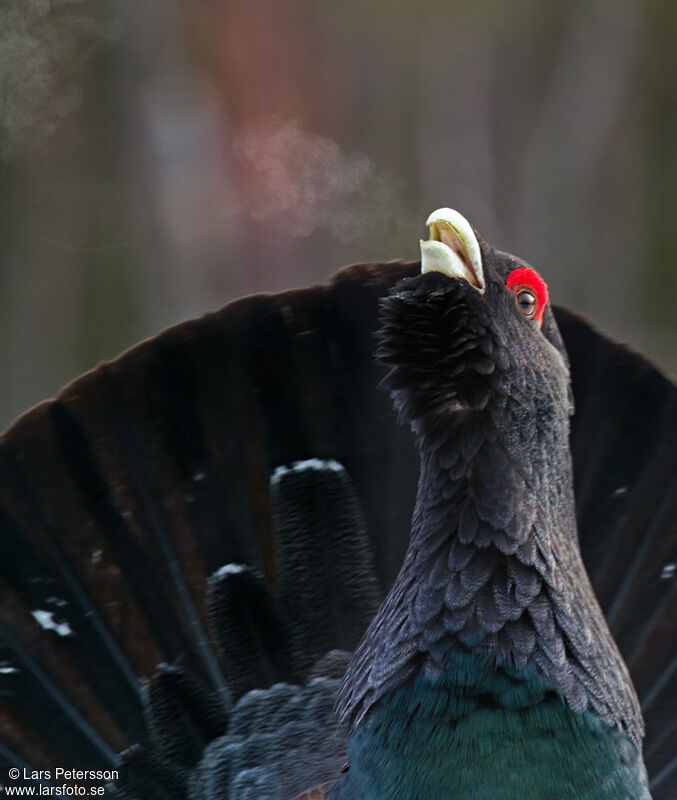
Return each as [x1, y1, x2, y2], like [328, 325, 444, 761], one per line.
[420, 208, 485, 292]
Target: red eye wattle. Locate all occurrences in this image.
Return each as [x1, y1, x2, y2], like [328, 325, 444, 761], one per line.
[506, 267, 548, 327]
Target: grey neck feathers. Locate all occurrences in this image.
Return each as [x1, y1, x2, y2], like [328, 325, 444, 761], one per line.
[336, 394, 644, 747]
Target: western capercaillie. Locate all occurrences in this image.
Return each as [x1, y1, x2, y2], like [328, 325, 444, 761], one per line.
[0, 210, 674, 799]
[331, 209, 650, 799]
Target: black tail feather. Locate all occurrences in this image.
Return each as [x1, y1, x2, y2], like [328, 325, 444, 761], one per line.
[112, 745, 188, 800]
[142, 665, 227, 769]
[0, 622, 119, 767]
[206, 564, 297, 698]
[272, 460, 382, 667]
[0, 262, 673, 797]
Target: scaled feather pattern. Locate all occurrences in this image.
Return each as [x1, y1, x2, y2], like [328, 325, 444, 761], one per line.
[0, 214, 674, 799]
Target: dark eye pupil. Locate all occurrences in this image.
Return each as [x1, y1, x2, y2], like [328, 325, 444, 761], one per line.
[517, 290, 536, 316]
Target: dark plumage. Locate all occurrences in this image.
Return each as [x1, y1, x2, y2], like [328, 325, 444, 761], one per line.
[0, 212, 674, 799]
[339, 238, 640, 731]
[332, 221, 649, 799]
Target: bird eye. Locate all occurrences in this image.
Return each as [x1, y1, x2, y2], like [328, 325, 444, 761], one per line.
[516, 289, 536, 318]
[505, 267, 548, 328]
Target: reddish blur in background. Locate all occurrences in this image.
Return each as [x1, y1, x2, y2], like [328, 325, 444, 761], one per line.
[0, 0, 675, 430]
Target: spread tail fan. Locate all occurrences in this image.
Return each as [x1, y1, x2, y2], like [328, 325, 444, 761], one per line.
[0, 261, 674, 798]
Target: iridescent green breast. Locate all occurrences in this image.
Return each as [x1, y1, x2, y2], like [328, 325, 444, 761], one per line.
[330, 657, 651, 800]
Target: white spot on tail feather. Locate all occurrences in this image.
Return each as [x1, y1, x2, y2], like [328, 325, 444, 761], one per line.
[213, 563, 248, 578]
[31, 610, 73, 637]
[271, 459, 345, 484]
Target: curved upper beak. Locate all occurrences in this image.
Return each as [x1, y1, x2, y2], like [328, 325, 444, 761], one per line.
[420, 208, 485, 292]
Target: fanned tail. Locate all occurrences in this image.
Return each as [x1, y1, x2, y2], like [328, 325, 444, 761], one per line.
[0, 262, 674, 799]
[556, 307, 677, 797]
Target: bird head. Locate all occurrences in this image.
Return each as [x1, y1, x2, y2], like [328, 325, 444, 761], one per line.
[378, 208, 572, 439]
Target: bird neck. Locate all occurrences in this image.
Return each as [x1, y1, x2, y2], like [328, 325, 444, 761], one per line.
[409, 405, 576, 581]
[336, 404, 643, 747]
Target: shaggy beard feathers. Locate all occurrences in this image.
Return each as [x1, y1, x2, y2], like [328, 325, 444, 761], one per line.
[377, 277, 496, 425]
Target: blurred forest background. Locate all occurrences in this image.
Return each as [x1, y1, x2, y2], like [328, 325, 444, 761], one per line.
[0, 0, 675, 431]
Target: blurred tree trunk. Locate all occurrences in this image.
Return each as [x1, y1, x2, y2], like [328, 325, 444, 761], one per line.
[511, 0, 642, 329]
[416, 10, 500, 240]
[0, 132, 81, 428]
